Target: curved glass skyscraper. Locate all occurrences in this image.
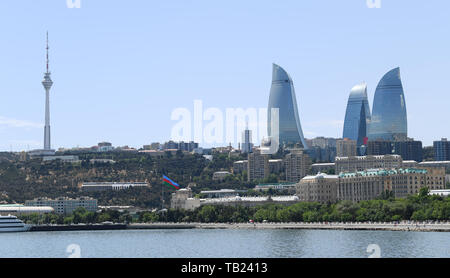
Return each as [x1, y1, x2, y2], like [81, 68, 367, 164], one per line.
[343, 83, 371, 147]
[268, 64, 308, 149]
[368, 67, 407, 141]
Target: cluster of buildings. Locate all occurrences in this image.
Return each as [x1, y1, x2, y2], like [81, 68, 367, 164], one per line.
[170, 65, 450, 211]
[232, 148, 311, 182]
[16, 36, 450, 215]
[143, 141, 199, 153]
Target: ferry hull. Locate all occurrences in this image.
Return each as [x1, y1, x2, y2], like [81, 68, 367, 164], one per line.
[0, 225, 31, 233]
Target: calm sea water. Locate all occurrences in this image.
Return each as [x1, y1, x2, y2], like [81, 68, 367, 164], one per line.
[0, 229, 448, 258]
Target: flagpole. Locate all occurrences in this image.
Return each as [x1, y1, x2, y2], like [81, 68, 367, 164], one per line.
[161, 176, 164, 210]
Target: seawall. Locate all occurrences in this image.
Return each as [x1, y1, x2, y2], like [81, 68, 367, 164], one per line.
[30, 224, 127, 232]
[28, 222, 450, 232]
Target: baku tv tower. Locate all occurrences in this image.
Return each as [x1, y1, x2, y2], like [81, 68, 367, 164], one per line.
[28, 32, 55, 157]
[42, 32, 53, 151]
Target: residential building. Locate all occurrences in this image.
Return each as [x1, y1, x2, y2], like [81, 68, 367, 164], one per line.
[392, 140, 423, 162]
[434, 138, 450, 161]
[367, 138, 423, 162]
[336, 138, 357, 157]
[247, 150, 269, 182]
[268, 159, 284, 174]
[306, 137, 337, 149]
[284, 149, 312, 183]
[367, 140, 393, 155]
[233, 160, 248, 174]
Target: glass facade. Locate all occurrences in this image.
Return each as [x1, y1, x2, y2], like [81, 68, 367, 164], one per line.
[342, 83, 371, 147]
[434, 139, 450, 161]
[368, 67, 408, 141]
[268, 64, 308, 148]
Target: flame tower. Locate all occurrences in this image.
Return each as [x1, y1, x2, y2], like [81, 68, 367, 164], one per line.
[42, 32, 53, 150]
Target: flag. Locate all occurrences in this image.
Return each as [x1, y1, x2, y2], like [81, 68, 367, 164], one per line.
[162, 175, 180, 189]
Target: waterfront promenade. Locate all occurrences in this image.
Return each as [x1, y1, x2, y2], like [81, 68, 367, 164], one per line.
[28, 221, 450, 232]
[128, 221, 450, 232]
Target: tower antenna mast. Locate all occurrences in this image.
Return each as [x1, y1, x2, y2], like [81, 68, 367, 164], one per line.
[46, 31, 49, 73]
[42, 31, 54, 151]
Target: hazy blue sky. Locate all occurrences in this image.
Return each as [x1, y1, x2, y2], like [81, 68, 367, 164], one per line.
[0, 0, 449, 151]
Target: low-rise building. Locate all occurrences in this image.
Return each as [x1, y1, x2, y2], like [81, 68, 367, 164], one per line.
[418, 161, 450, 171]
[402, 160, 418, 168]
[97, 142, 114, 152]
[170, 188, 201, 210]
[429, 189, 450, 197]
[25, 197, 98, 214]
[296, 173, 339, 203]
[0, 204, 54, 215]
[171, 188, 300, 210]
[200, 195, 300, 208]
[254, 183, 297, 194]
[311, 163, 335, 174]
[43, 155, 80, 163]
[335, 155, 403, 173]
[81, 182, 149, 192]
[90, 159, 116, 164]
[212, 171, 232, 181]
[200, 189, 247, 198]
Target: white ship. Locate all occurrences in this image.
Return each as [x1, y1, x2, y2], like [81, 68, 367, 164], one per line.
[0, 215, 31, 232]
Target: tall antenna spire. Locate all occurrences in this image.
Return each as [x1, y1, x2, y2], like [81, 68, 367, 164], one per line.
[46, 31, 49, 73]
[42, 31, 53, 152]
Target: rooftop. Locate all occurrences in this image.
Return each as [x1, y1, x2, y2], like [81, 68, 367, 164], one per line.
[302, 173, 339, 180]
[339, 168, 428, 178]
[335, 155, 401, 160]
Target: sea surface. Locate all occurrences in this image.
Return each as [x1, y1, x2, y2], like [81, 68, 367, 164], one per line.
[0, 229, 449, 258]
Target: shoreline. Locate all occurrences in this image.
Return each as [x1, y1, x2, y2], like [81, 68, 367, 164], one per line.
[28, 222, 450, 232]
[129, 222, 450, 232]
